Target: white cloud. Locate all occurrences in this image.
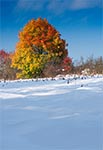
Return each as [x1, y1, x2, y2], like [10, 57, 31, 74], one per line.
[47, 0, 70, 14]
[47, 0, 102, 15]
[70, 0, 102, 10]
[15, 0, 102, 14]
[16, 0, 48, 11]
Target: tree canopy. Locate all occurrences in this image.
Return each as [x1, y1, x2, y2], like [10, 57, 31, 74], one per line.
[11, 18, 71, 78]
[0, 49, 16, 80]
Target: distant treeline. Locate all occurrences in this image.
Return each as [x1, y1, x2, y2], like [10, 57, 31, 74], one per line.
[71, 56, 103, 75]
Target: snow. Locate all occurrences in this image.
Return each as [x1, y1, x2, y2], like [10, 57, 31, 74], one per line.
[0, 75, 103, 150]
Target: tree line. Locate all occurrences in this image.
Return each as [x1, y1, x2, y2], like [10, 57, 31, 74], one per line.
[71, 56, 103, 75]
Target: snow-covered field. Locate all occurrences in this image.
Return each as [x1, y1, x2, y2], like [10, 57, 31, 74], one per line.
[0, 75, 103, 150]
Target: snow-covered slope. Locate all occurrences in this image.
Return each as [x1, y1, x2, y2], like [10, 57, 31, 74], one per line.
[0, 76, 103, 150]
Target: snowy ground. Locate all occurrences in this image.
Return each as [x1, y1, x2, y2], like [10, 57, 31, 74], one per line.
[0, 75, 103, 150]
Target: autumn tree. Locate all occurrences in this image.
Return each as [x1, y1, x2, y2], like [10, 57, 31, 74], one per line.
[11, 18, 71, 78]
[0, 49, 16, 80]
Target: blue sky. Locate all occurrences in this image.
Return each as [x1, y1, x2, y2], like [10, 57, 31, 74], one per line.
[0, 0, 103, 61]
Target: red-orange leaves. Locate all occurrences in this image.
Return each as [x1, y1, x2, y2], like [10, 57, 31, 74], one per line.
[0, 49, 9, 63]
[62, 57, 72, 71]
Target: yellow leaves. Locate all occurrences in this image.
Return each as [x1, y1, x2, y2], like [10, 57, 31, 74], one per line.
[26, 55, 31, 63]
[54, 37, 59, 44]
[30, 64, 33, 72]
